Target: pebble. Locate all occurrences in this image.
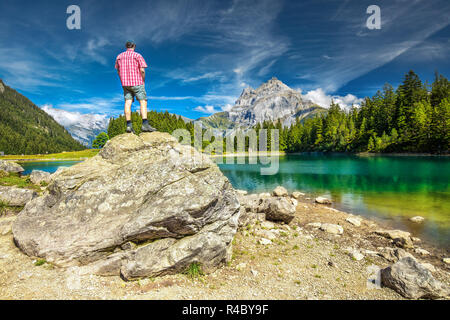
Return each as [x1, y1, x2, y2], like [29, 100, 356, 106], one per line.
[414, 248, 430, 256]
[443, 258, 450, 264]
[409, 216, 425, 223]
[259, 238, 272, 245]
[346, 217, 361, 227]
[250, 269, 258, 277]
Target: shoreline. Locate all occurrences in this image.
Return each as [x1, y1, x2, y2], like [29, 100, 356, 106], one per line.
[1, 189, 448, 300]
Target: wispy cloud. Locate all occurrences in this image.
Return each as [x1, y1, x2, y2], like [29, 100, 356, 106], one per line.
[301, 88, 363, 110]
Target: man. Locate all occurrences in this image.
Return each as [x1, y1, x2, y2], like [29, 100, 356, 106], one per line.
[115, 41, 156, 133]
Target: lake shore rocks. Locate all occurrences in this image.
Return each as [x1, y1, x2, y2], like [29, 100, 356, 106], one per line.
[381, 257, 449, 299]
[374, 229, 414, 248]
[29, 170, 51, 185]
[315, 196, 332, 205]
[12, 132, 240, 280]
[272, 186, 288, 197]
[0, 160, 24, 174]
[0, 186, 37, 207]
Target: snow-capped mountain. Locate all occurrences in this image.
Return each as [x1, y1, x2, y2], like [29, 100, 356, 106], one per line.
[198, 77, 325, 132]
[41, 105, 109, 147]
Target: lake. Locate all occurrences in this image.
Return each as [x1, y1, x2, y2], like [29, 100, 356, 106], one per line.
[18, 155, 450, 248]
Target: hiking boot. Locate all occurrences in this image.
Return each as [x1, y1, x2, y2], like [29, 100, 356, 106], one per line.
[126, 125, 135, 134]
[141, 122, 157, 132]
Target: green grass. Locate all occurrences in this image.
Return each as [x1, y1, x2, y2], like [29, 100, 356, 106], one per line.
[184, 262, 204, 280]
[0, 200, 9, 216]
[34, 259, 47, 266]
[0, 149, 99, 161]
[0, 172, 41, 192]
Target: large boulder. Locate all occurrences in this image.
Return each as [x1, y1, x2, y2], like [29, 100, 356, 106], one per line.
[0, 160, 24, 174]
[264, 197, 296, 224]
[0, 186, 37, 206]
[29, 170, 52, 185]
[13, 132, 240, 280]
[381, 257, 449, 299]
[272, 186, 288, 197]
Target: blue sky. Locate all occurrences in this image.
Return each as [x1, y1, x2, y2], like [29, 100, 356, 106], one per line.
[0, 0, 449, 120]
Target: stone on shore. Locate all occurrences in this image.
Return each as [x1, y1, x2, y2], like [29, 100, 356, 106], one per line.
[315, 196, 332, 205]
[0, 186, 37, 206]
[13, 132, 240, 280]
[380, 257, 449, 299]
[264, 197, 296, 224]
[319, 223, 343, 235]
[0, 160, 24, 174]
[291, 191, 305, 199]
[374, 229, 414, 249]
[272, 186, 288, 197]
[29, 170, 52, 185]
[409, 216, 425, 223]
[346, 216, 361, 227]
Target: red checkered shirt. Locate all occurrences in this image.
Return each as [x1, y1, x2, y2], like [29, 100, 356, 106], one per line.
[115, 49, 148, 86]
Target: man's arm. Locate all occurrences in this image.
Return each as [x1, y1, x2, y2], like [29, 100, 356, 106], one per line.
[140, 67, 145, 83]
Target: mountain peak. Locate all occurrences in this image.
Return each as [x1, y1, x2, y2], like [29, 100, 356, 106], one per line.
[256, 76, 291, 94]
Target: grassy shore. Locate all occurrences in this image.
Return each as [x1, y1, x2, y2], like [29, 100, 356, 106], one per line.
[0, 149, 99, 162]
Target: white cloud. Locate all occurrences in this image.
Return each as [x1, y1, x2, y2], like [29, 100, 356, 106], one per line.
[301, 88, 363, 110]
[194, 105, 218, 114]
[41, 104, 109, 127]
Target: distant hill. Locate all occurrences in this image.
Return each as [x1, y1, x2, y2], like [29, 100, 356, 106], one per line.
[197, 77, 326, 133]
[0, 80, 85, 155]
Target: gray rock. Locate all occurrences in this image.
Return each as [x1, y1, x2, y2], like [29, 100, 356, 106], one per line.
[377, 247, 413, 262]
[409, 216, 425, 223]
[29, 170, 52, 185]
[319, 223, 343, 235]
[291, 191, 305, 199]
[272, 186, 288, 197]
[346, 216, 361, 227]
[381, 257, 449, 299]
[374, 229, 414, 249]
[264, 197, 295, 223]
[315, 196, 332, 205]
[13, 132, 240, 280]
[0, 160, 24, 174]
[0, 186, 37, 206]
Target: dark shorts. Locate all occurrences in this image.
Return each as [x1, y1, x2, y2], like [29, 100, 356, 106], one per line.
[123, 85, 147, 101]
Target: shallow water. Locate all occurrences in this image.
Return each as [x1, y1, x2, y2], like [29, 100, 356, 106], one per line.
[215, 154, 450, 248]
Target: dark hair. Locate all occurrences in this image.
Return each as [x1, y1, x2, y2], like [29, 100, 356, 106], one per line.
[125, 41, 136, 48]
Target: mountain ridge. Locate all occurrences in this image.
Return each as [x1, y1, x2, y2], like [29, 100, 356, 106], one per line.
[198, 77, 326, 132]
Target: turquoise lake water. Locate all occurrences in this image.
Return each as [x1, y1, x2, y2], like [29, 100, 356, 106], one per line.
[18, 155, 450, 247]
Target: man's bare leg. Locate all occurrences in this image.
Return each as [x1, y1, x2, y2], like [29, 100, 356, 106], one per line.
[140, 99, 156, 132]
[125, 99, 134, 133]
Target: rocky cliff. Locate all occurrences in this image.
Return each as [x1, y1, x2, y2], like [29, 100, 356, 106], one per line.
[199, 77, 325, 132]
[12, 132, 240, 280]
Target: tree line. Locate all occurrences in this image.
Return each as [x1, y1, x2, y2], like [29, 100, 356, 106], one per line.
[101, 70, 449, 154]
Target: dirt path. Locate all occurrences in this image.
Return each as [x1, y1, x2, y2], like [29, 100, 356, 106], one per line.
[0, 198, 448, 300]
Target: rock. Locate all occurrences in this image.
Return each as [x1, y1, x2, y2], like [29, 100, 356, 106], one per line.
[272, 186, 288, 197]
[0, 160, 24, 174]
[250, 269, 258, 276]
[236, 262, 247, 270]
[442, 258, 450, 264]
[264, 197, 295, 224]
[306, 222, 322, 229]
[374, 229, 414, 249]
[236, 189, 248, 196]
[254, 229, 277, 240]
[261, 221, 275, 229]
[291, 191, 305, 199]
[315, 196, 332, 205]
[380, 257, 449, 299]
[259, 238, 272, 245]
[259, 192, 271, 198]
[29, 170, 52, 185]
[414, 248, 430, 256]
[290, 198, 298, 207]
[319, 223, 343, 235]
[421, 263, 436, 273]
[412, 237, 421, 243]
[377, 247, 413, 262]
[13, 132, 240, 280]
[409, 216, 425, 223]
[346, 216, 361, 227]
[0, 186, 37, 206]
[345, 248, 364, 261]
[237, 194, 266, 227]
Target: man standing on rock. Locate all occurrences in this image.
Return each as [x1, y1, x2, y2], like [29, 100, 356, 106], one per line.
[115, 41, 156, 133]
